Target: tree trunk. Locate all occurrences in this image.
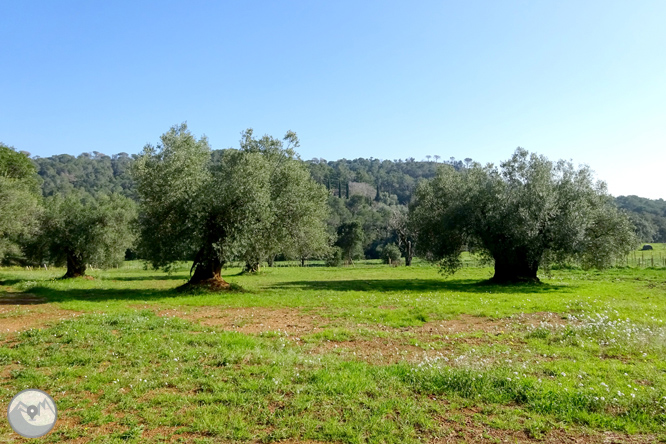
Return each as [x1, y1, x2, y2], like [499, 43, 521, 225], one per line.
[267, 256, 274, 267]
[301, 257, 305, 267]
[405, 241, 412, 266]
[491, 253, 540, 283]
[63, 252, 86, 278]
[186, 245, 229, 289]
[244, 261, 261, 273]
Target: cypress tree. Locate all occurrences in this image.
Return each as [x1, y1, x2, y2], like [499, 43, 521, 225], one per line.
[338, 179, 342, 198]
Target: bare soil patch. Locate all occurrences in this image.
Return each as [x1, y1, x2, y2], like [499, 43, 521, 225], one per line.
[147, 307, 573, 365]
[155, 306, 326, 335]
[308, 312, 570, 364]
[431, 415, 657, 443]
[0, 303, 81, 333]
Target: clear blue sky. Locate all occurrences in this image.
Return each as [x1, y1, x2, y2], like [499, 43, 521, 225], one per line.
[2, 1, 665, 198]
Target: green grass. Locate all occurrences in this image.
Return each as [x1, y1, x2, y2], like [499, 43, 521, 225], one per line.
[1, 260, 665, 442]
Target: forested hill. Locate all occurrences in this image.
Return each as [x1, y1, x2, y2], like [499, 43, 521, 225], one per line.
[32, 151, 459, 205]
[615, 195, 666, 243]
[34, 152, 136, 198]
[30, 151, 666, 244]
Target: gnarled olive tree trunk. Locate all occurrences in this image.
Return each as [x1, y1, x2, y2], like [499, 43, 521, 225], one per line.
[187, 244, 229, 288]
[404, 240, 413, 266]
[491, 248, 540, 283]
[63, 251, 86, 278]
[244, 261, 261, 273]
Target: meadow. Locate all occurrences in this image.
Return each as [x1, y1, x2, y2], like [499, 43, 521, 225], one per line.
[1, 255, 665, 443]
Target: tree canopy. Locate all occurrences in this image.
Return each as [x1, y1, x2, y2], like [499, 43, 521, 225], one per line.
[410, 148, 637, 282]
[27, 191, 137, 278]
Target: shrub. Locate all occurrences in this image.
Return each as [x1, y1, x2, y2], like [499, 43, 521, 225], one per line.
[381, 243, 402, 265]
[325, 246, 343, 267]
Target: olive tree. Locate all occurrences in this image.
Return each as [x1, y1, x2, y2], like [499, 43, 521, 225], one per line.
[388, 205, 415, 266]
[335, 221, 364, 264]
[28, 192, 136, 278]
[0, 143, 42, 262]
[235, 129, 329, 272]
[410, 148, 636, 282]
[133, 124, 328, 287]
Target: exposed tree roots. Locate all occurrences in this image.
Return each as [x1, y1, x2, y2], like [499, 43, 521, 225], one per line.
[177, 276, 231, 292]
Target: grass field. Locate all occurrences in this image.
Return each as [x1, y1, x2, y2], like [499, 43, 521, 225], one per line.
[1, 259, 665, 443]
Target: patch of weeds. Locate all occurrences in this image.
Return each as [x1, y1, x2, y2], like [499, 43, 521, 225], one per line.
[526, 328, 551, 339]
[524, 418, 552, 440]
[303, 328, 354, 343]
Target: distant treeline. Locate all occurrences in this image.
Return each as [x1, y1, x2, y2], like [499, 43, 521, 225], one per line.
[29, 151, 666, 245]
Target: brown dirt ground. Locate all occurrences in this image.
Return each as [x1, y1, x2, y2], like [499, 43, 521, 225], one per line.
[154, 306, 327, 335]
[148, 306, 570, 364]
[153, 306, 566, 334]
[23, 414, 656, 444]
[0, 302, 81, 334]
[431, 421, 656, 443]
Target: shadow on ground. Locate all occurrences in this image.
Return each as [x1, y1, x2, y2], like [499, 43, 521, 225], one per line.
[104, 275, 188, 281]
[270, 278, 571, 294]
[0, 286, 183, 305]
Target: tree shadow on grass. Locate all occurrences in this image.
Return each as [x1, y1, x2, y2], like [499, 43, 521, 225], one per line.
[0, 287, 177, 305]
[270, 278, 573, 294]
[106, 275, 188, 281]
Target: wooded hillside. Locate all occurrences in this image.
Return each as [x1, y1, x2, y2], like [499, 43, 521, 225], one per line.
[28, 151, 666, 245]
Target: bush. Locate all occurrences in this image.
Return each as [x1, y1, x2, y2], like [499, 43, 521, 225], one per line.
[325, 247, 343, 267]
[381, 244, 402, 265]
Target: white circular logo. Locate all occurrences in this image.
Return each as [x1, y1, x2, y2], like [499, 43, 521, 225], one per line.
[7, 389, 58, 438]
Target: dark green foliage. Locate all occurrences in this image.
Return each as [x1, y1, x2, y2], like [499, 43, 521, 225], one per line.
[389, 205, 415, 266]
[380, 243, 402, 264]
[325, 246, 344, 267]
[306, 157, 453, 205]
[410, 148, 637, 282]
[32, 151, 136, 198]
[0, 143, 42, 262]
[0, 143, 41, 182]
[616, 195, 666, 242]
[335, 222, 364, 264]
